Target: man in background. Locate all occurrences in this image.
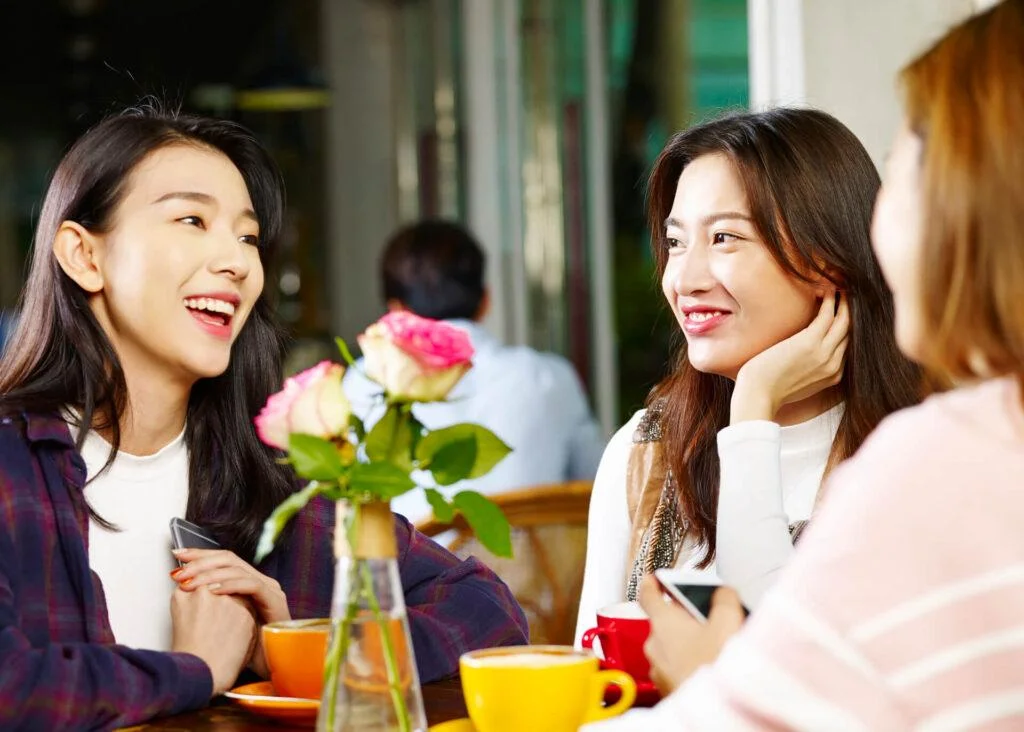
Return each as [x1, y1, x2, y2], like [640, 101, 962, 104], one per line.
[343, 220, 605, 525]
[0, 310, 15, 354]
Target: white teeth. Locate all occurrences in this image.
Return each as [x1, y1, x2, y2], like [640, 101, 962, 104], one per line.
[183, 297, 236, 317]
[687, 311, 723, 322]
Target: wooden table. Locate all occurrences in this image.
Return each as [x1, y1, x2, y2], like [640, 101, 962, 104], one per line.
[130, 677, 467, 730]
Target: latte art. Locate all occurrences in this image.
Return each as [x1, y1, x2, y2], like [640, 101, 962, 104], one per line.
[473, 652, 588, 668]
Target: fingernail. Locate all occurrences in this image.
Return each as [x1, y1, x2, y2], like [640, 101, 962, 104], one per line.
[208, 583, 222, 591]
[181, 578, 193, 588]
[171, 548, 187, 556]
[169, 568, 184, 579]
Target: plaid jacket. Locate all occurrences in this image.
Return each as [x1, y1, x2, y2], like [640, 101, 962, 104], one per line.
[0, 412, 528, 730]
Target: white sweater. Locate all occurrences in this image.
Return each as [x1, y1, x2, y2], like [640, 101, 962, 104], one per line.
[575, 405, 841, 644]
[72, 424, 189, 651]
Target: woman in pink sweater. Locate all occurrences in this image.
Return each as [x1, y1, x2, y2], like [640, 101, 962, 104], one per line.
[587, 1, 1024, 728]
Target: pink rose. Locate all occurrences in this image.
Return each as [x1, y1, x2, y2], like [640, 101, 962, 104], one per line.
[357, 312, 474, 402]
[255, 361, 351, 450]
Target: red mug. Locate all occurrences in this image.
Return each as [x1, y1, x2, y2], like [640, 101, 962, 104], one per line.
[580, 602, 651, 682]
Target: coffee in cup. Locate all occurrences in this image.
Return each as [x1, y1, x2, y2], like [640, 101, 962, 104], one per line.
[460, 645, 636, 732]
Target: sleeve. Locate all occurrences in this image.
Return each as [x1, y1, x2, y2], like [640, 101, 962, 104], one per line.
[0, 519, 212, 730]
[715, 420, 794, 610]
[574, 415, 638, 647]
[395, 516, 529, 683]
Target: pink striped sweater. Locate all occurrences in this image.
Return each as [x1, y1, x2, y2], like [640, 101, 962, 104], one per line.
[586, 377, 1024, 731]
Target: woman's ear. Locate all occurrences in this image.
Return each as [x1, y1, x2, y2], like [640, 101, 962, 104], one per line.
[809, 265, 843, 298]
[52, 221, 104, 293]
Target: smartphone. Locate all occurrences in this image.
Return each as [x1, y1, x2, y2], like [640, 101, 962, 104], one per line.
[169, 517, 221, 566]
[653, 569, 724, 624]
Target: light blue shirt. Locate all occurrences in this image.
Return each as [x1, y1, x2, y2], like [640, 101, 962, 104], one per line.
[342, 319, 606, 524]
[0, 311, 16, 354]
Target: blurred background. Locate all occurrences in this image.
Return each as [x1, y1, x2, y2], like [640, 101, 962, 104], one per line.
[0, 0, 990, 435]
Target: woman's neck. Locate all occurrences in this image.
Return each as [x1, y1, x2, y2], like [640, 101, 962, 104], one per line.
[773, 386, 843, 427]
[96, 370, 191, 457]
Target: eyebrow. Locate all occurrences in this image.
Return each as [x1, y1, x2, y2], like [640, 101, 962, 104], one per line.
[664, 212, 752, 229]
[152, 191, 258, 224]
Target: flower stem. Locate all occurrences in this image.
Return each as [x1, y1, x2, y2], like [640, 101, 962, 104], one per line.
[360, 562, 411, 732]
[321, 566, 359, 730]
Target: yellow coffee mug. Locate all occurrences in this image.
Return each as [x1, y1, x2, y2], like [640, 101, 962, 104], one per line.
[460, 645, 637, 732]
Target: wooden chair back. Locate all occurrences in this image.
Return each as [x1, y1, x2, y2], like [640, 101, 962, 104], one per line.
[416, 481, 593, 646]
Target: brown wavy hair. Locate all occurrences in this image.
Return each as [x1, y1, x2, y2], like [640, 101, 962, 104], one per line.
[900, 0, 1024, 383]
[646, 108, 922, 565]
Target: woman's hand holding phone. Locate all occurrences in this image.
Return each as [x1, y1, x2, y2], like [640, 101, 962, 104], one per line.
[730, 292, 849, 424]
[170, 548, 291, 677]
[637, 575, 745, 695]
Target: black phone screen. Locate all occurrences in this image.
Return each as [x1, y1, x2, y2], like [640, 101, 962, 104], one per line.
[673, 584, 717, 619]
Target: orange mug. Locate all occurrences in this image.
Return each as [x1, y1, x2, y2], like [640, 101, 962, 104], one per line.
[261, 618, 331, 699]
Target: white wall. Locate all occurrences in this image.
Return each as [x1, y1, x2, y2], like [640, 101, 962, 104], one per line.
[749, 0, 977, 165]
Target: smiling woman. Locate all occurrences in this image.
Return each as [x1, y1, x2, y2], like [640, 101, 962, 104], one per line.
[0, 106, 529, 730]
[576, 109, 923, 646]
[0, 111, 290, 551]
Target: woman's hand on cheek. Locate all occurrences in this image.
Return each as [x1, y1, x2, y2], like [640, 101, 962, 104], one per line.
[731, 292, 849, 423]
[637, 575, 746, 696]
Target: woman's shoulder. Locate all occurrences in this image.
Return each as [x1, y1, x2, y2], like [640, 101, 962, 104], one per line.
[0, 414, 29, 469]
[593, 409, 653, 496]
[839, 378, 1023, 483]
[0, 411, 63, 457]
[604, 408, 651, 458]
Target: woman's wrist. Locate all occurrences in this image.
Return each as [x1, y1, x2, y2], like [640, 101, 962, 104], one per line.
[730, 378, 776, 424]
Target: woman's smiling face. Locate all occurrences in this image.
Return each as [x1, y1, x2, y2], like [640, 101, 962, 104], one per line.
[661, 152, 819, 380]
[84, 143, 266, 385]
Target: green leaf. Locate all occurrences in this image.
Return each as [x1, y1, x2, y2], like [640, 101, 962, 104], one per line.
[288, 434, 345, 481]
[335, 337, 357, 367]
[255, 481, 332, 563]
[407, 413, 425, 455]
[416, 424, 512, 479]
[349, 414, 366, 442]
[349, 462, 416, 499]
[365, 405, 414, 471]
[428, 437, 477, 486]
[364, 406, 397, 461]
[451, 491, 512, 558]
[424, 488, 455, 523]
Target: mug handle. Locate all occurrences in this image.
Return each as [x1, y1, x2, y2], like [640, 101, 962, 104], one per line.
[585, 669, 637, 723]
[580, 627, 624, 670]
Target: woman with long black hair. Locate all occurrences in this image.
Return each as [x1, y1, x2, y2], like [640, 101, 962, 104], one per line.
[0, 107, 526, 730]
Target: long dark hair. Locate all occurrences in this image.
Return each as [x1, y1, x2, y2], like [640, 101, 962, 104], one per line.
[646, 108, 922, 566]
[0, 106, 296, 561]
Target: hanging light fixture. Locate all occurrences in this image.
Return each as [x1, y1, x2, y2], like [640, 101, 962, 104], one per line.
[235, 2, 329, 112]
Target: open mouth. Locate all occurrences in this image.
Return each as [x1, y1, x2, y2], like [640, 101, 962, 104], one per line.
[184, 297, 236, 332]
[681, 308, 731, 335]
[686, 310, 726, 323]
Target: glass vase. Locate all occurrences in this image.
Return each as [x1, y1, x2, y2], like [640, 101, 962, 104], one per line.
[317, 501, 428, 732]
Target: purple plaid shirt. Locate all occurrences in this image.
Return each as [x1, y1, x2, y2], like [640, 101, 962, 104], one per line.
[0, 412, 528, 730]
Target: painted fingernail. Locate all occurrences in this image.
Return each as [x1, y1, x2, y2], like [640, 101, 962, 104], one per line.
[181, 578, 193, 588]
[169, 568, 184, 579]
